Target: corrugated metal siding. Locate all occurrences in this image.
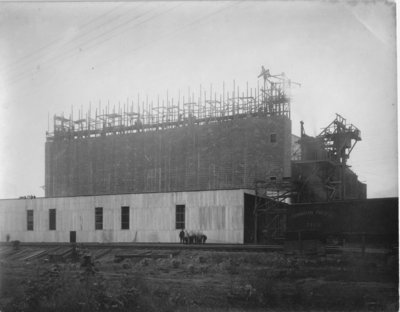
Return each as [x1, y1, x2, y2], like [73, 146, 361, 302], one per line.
[0, 190, 246, 243]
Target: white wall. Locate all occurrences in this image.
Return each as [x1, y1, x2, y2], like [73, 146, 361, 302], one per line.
[0, 190, 247, 243]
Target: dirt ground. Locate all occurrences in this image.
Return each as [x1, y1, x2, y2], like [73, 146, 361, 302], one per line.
[0, 246, 398, 312]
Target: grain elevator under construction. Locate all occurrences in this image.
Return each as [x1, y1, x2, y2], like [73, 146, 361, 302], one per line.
[0, 68, 397, 246]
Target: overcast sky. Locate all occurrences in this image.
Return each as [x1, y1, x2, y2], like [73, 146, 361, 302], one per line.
[0, 1, 397, 199]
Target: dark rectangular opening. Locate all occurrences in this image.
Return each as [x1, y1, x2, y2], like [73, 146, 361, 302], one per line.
[70, 231, 76, 243]
[121, 206, 130, 230]
[244, 194, 255, 243]
[176, 205, 185, 229]
[27, 210, 33, 231]
[270, 133, 277, 143]
[49, 209, 56, 230]
[244, 194, 269, 244]
[244, 193, 288, 244]
[95, 207, 103, 230]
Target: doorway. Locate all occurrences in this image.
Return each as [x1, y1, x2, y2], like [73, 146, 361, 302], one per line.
[70, 231, 76, 243]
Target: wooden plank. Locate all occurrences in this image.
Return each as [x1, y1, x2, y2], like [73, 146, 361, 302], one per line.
[115, 250, 152, 259]
[92, 248, 112, 260]
[21, 249, 48, 261]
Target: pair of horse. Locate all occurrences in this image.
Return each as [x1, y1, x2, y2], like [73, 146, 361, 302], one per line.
[180, 230, 207, 244]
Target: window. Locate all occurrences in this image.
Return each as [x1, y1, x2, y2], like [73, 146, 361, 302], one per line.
[270, 133, 277, 143]
[270, 176, 277, 181]
[27, 210, 33, 231]
[49, 209, 56, 230]
[121, 206, 130, 230]
[95, 207, 103, 230]
[175, 205, 185, 229]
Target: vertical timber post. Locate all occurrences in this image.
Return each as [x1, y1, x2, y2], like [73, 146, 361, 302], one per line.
[254, 182, 258, 244]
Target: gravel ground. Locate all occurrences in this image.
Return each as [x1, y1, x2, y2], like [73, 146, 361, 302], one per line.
[0, 246, 398, 311]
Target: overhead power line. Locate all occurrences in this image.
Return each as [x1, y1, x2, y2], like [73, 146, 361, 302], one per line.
[7, 2, 155, 85]
[91, 1, 241, 78]
[2, 2, 129, 75]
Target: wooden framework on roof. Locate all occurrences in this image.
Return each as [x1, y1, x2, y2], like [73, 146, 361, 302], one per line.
[46, 68, 298, 141]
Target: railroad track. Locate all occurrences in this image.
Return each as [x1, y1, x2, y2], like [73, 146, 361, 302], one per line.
[0, 242, 398, 259]
[0, 242, 392, 255]
[0, 242, 283, 252]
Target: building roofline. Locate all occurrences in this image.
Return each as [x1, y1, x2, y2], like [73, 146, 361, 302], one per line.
[0, 188, 255, 201]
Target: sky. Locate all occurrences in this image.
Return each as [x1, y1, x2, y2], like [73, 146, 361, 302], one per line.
[0, 0, 397, 199]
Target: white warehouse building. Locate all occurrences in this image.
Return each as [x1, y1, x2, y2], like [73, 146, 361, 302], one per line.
[0, 189, 253, 244]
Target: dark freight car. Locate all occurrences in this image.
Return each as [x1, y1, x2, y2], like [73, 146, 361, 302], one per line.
[287, 197, 398, 247]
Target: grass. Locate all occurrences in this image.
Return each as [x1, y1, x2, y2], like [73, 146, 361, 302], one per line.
[0, 249, 398, 311]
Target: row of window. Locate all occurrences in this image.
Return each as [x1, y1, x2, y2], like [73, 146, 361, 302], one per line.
[94, 206, 131, 230]
[26, 205, 186, 231]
